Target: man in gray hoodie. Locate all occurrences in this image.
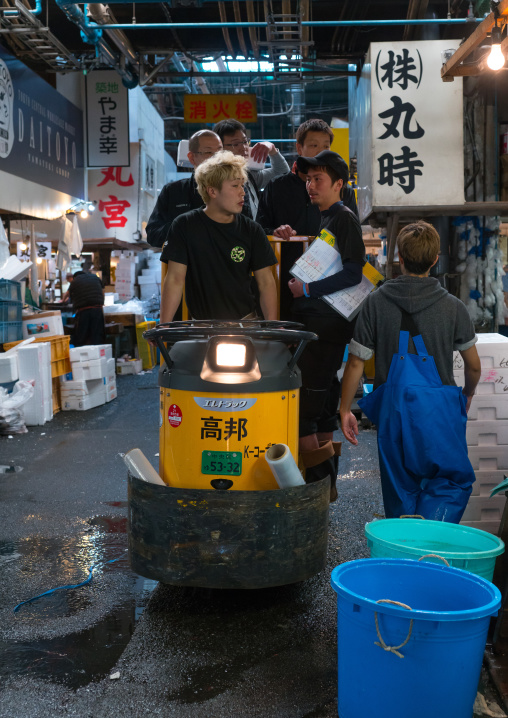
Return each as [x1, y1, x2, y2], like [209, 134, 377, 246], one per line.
[339, 220, 481, 522]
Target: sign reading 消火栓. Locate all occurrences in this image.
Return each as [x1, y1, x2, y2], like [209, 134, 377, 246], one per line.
[184, 94, 257, 124]
[349, 40, 464, 220]
[85, 71, 130, 167]
[0, 44, 84, 198]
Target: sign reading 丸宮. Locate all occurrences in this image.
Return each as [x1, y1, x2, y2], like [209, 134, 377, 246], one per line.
[85, 71, 130, 167]
[372, 40, 464, 206]
[350, 41, 464, 218]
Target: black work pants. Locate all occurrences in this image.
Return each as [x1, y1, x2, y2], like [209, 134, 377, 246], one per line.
[73, 308, 106, 347]
[293, 311, 352, 437]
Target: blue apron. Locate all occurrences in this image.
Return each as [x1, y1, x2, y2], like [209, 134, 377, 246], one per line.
[358, 328, 475, 522]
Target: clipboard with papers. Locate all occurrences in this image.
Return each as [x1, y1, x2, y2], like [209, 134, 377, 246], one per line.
[290, 228, 383, 321]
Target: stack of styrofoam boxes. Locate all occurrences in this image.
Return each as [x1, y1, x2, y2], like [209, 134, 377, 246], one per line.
[61, 344, 117, 410]
[454, 333, 508, 534]
[115, 253, 138, 302]
[17, 342, 53, 425]
[138, 254, 162, 300]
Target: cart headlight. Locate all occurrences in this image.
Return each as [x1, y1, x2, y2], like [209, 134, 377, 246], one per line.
[201, 336, 261, 384]
[216, 343, 246, 368]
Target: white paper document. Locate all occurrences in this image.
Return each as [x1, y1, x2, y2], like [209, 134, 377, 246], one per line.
[291, 235, 382, 321]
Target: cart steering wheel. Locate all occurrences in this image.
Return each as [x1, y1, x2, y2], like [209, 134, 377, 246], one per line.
[143, 320, 317, 373]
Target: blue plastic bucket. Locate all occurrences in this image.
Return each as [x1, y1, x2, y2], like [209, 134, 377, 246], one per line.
[331, 558, 501, 718]
[365, 518, 505, 581]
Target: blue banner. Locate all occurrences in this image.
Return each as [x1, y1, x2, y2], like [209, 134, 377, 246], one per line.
[0, 43, 84, 198]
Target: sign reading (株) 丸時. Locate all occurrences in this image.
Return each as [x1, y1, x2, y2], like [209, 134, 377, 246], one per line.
[184, 94, 257, 124]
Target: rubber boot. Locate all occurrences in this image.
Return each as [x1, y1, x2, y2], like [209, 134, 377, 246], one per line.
[300, 441, 336, 498]
[319, 441, 341, 502]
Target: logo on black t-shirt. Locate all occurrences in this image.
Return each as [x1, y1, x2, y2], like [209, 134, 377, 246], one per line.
[231, 246, 245, 263]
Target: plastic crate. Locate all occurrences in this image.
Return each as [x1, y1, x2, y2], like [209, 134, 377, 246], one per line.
[51, 357, 71, 378]
[0, 279, 22, 303]
[52, 377, 61, 414]
[3, 334, 70, 363]
[0, 321, 23, 344]
[0, 301, 22, 323]
[135, 320, 157, 370]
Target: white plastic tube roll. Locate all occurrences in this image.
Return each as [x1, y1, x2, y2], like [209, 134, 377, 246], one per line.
[265, 444, 305, 489]
[123, 448, 167, 486]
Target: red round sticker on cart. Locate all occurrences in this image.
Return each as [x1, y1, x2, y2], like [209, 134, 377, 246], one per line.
[168, 404, 182, 428]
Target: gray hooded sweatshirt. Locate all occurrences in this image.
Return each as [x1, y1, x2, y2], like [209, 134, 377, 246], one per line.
[349, 276, 477, 389]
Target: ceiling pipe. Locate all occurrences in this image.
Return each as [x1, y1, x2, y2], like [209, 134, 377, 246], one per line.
[54, 0, 139, 87]
[80, 16, 482, 30]
[87, 3, 138, 68]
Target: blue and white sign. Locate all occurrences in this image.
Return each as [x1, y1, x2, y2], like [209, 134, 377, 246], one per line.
[0, 43, 84, 198]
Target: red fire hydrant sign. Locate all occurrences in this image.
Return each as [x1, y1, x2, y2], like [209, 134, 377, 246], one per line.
[168, 404, 182, 428]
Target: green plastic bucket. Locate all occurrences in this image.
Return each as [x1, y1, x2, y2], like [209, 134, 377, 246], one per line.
[365, 518, 504, 581]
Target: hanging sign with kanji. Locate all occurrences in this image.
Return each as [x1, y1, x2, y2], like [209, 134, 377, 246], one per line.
[183, 94, 257, 124]
[350, 40, 464, 219]
[85, 70, 130, 168]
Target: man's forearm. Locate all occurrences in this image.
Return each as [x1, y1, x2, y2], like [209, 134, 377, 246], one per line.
[160, 275, 184, 323]
[258, 280, 278, 320]
[463, 366, 481, 397]
[339, 356, 365, 414]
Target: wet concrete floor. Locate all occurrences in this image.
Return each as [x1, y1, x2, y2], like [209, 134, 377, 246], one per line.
[0, 369, 505, 717]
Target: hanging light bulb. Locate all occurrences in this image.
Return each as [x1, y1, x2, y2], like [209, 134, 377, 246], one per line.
[36, 257, 43, 265]
[487, 23, 505, 71]
[20, 242, 27, 251]
[88, 202, 96, 213]
[80, 209, 89, 219]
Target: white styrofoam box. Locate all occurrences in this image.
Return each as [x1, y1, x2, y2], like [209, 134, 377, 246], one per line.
[138, 274, 161, 285]
[461, 495, 506, 528]
[62, 390, 106, 411]
[72, 357, 107, 381]
[115, 264, 136, 278]
[467, 420, 508, 446]
[140, 284, 160, 300]
[453, 333, 508, 370]
[471, 470, 506, 497]
[106, 385, 117, 402]
[70, 344, 112, 363]
[467, 446, 508, 471]
[0, 353, 18, 382]
[60, 378, 105, 397]
[22, 311, 64, 339]
[454, 368, 508, 395]
[18, 342, 52, 425]
[116, 359, 142, 375]
[468, 395, 508, 421]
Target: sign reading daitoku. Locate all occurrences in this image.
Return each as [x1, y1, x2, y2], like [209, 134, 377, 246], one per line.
[85, 70, 130, 167]
[184, 94, 257, 123]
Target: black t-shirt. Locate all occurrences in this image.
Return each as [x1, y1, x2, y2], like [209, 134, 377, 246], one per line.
[292, 202, 365, 318]
[161, 208, 277, 320]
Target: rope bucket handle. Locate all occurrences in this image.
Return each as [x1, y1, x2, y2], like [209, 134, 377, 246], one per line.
[399, 515, 425, 519]
[418, 554, 450, 567]
[374, 600, 413, 659]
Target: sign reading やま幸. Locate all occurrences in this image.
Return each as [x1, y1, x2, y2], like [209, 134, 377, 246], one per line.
[184, 94, 257, 123]
[0, 44, 84, 198]
[85, 70, 130, 167]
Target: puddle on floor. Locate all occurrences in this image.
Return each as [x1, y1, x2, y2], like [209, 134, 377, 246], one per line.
[0, 513, 157, 689]
[0, 576, 157, 689]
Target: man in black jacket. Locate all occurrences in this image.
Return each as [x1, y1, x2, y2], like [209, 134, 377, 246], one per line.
[146, 130, 222, 249]
[256, 119, 358, 319]
[212, 118, 289, 220]
[69, 270, 105, 347]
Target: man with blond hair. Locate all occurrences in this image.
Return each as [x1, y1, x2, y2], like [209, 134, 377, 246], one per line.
[146, 129, 222, 248]
[339, 220, 481, 522]
[160, 151, 277, 322]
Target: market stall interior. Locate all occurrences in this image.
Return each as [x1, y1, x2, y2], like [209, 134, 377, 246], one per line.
[2, 0, 508, 716]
